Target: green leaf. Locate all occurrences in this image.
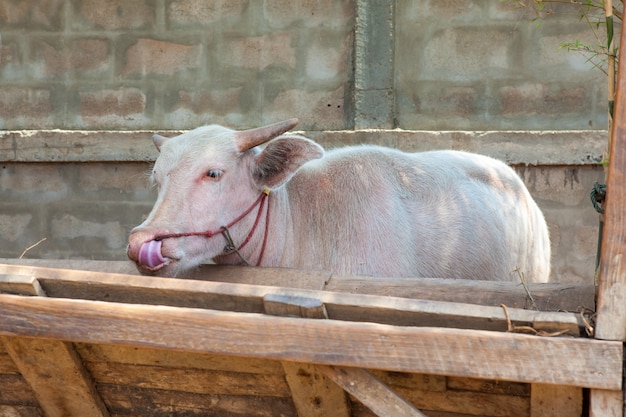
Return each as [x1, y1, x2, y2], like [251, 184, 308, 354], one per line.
[606, 15, 614, 50]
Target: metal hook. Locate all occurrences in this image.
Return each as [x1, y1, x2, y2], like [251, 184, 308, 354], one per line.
[220, 226, 250, 266]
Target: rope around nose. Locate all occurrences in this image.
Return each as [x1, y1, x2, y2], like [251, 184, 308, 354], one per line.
[153, 189, 271, 266]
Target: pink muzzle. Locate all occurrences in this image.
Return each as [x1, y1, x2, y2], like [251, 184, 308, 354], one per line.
[133, 189, 271, 270]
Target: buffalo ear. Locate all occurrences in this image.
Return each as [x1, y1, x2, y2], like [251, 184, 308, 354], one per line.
[253, 135, 324, 189]
[152, 134, 170, 152]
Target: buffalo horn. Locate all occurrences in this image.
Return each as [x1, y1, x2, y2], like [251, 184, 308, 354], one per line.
[235, 118, 299, 152]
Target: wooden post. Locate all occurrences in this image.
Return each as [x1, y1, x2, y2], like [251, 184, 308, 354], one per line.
[595, 2, 626, 343]
[592, 9, 626, 417]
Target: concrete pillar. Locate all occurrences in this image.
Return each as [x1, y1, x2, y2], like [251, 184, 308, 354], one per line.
[354, 0, 395, 129]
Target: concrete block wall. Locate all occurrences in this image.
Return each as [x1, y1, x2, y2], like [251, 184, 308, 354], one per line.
[0, 0, 612, 284]
[0, 0, 610, 130]
[394, 1, 609, 130]
[0, 0, 353, 130]
[0, 161, 155, 260]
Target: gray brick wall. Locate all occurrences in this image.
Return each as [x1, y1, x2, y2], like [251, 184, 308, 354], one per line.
[0, 0, 610, 130]
[394, 1, 608, 130]
[0, 0, 353, 130]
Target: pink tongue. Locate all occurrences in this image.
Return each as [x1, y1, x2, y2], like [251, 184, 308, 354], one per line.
[138, 240, 168, 268]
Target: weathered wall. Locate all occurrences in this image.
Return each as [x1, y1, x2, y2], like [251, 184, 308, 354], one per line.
[0, 0, 609, 130]
[0, 0, 613, 284]
[394, 1, 609, 130]
[0, 0, 353, 130]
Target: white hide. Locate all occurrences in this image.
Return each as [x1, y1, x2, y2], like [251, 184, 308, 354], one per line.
[127, 120, 550, 282]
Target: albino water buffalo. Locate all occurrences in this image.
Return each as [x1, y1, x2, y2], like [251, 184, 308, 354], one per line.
[127, 119, 550, 282]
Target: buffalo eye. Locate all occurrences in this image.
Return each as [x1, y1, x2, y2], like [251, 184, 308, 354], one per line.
[206, 169, 223, 179]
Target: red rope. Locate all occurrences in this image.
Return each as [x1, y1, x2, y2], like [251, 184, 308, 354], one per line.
[257, 193, 270, 266]
[154, 190, 271, 265]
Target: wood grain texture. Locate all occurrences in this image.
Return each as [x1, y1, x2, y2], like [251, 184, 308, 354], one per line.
[281, 362, 351, 417]
[391, 385, 529, 417]
[325, 276, 594, 311]
[0, 260, 594, 312]
[319, 366, 427, 417]
[264, 291, 351, 417]
[0, 293, 620, 390]
[1, 337, 109, 417]
[591, 17, 626, 417]
[0, 263, 588, 336]
[0, 352, 19, 374]
[75, 343, 284, 374]
[0, 405, 43, 417]
[97, 384, 297, 417]
[589, 389, 623, 417]
[530, 384, 582, 417]
[596, 6, 626, 341]
[0, 274, 45, 296]
[0, 374, 39, 405]
[85, 361, 290, 397]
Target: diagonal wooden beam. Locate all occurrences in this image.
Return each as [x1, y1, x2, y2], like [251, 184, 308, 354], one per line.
[319, 365, 427, 417]
[0, 276, 109, 417]
[264, 294, 351, 417]
[264, 294, 435, 417]
[2, 337, 110, 417]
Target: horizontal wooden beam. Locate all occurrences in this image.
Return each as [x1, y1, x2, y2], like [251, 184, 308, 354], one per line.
[0, 260, 595, 312]
[0, 129, 606, 165]
[0, 293, 620, 390]
[0, 263, 587, 335]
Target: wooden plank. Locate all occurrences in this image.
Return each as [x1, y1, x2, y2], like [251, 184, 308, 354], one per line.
[0, 264, 587, 335]
[0, 274, 45, 296]
[589, 389, 623, 417]
[446, 376, 530, 397]
[2, 337, 110, 417]
[390, 385, 530, 417]
[0, 293, 620, 389]
[75, 343, 284, 374]
[596, 3, 626, 341]
[0, 259, 140, 275]
[0, 260, 594, 311]
[264, 294, 351, 417]
[190, 265, 330, 290]
[326, 275, 595, 312]
[0, 405, 43, 417]
[371, 371, 447, 393]
[98, 384, 297, 417]
[591, 13, 626, 417]
[265, 294, 431, 417]
[281, 362, 351, 417]
[0, 352, 20, 374]
[318, 366, 427, 417]
[264, 293, 329, 319]
[0, 260, 331, 290]
[84, 361, 291, 397]
[0, 374, 39, 405]
[0, 267, 109, 417]
[529, 384, 582, 417]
